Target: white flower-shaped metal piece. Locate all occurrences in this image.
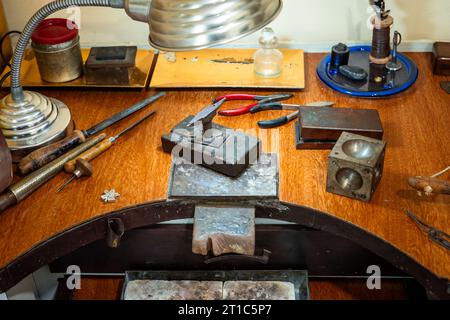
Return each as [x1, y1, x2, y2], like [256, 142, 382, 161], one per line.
[101, 189, 121, 203]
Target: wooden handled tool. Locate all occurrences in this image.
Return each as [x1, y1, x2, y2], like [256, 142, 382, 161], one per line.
[19, 130, 86, 176]
[408, 166, 450, 196]
[64, 111, 157, 173]
[18, 92, 166, 175]
[64, 138, 114, 173]
[0, 134, 106, 213]
[408, 177, 450, 196]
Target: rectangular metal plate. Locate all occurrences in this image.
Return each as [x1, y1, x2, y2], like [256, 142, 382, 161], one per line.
[168, 153, 278, 201]
[298, 107, 384, 141]
[193, 205, 255, 256]
[122, 270, 309, 300]
[295, 122, 337, 150]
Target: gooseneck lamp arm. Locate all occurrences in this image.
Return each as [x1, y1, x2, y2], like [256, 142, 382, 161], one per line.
[10, 0, 125, 101]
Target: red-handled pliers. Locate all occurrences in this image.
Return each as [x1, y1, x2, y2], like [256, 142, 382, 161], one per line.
[216, 93, 294, 117]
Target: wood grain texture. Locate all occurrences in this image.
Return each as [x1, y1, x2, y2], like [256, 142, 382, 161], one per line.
[0, 49, 154, 89]
[0, 53, 448, 281]
[309, 280, 409, 300]
[72, 277, 123, 301]
[151, 49, 305, 89]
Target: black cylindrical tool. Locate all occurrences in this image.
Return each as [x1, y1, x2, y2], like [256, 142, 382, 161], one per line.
[330, 43, 350, 69]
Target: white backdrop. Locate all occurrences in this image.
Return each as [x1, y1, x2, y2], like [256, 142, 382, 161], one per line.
[2, 0, 450, 52]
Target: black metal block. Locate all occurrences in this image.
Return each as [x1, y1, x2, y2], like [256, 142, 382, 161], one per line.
[162, 116, 260, 177]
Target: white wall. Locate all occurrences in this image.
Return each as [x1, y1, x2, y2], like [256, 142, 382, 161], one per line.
[2, 0, 450, 52]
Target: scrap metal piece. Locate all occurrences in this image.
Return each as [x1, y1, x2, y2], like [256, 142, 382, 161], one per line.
[192, 205, 256, 256]
[223, 281, 296, 300]
[124, 280, 223, 300]
[101, 189, 120, 203]
[326, 132, 386, 202]
[168, 153, 278, 201]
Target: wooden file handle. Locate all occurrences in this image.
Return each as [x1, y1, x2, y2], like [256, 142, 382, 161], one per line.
[64, 138, 113, 173]
[18, 130, 86, 175]
[408, 176, 450, 195]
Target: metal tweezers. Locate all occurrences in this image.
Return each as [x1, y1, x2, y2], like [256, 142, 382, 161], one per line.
[406, 211, 450, 250]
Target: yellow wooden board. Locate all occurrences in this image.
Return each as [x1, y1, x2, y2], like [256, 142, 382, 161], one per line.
[150, 49, 305, 90]
[0, 49, 155, 89]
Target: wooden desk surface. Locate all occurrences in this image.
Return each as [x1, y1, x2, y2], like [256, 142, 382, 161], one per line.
[0, 53, 449, 284]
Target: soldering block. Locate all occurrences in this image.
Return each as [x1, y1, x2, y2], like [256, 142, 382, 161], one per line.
[326, 132, 386, 202]
[192, 205, 255, 257]
[162, 116, 260, 177]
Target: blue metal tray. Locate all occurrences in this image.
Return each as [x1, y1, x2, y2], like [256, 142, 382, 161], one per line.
[317, 45, 418, 98]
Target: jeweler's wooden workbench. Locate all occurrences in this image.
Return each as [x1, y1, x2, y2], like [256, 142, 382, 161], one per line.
[0, 53, 448, 298]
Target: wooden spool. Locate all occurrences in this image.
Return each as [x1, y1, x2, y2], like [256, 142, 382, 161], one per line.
[369, 16, 394, 65]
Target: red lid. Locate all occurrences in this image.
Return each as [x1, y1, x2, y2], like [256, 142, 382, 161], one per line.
[31, 18, 79, 45]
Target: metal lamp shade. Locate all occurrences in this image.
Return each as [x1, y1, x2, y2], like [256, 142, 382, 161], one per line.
[125, 0, 283, 51]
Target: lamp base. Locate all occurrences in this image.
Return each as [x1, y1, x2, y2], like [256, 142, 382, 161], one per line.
[0, 91, 72, 161]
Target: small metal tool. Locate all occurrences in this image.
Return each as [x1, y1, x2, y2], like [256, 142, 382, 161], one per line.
[217, 93, 294, 117]
[251, 101, 334, 129]
[386, 31, 402, 72]
[406, 211, 450, 251]
[187, 99, 226, 139]
[64, 111, 156, 173]
[372, 0, 390, 20]
[57, 159, 93, 193]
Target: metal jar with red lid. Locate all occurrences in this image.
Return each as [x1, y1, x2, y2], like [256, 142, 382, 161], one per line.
[31, 18, 83, 83]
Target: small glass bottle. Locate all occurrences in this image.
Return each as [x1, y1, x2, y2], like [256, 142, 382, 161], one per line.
[254, 28, 283, 78]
